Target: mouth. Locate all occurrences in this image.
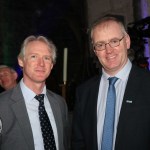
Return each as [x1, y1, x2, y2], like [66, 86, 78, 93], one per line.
[106, 55, 116, 60]
[37, 70, 45, 72]
[35, 70, 46, 76]
[35, 69, 45, 72]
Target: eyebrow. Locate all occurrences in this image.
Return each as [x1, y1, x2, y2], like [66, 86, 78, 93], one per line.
[95, 36, 122, 44]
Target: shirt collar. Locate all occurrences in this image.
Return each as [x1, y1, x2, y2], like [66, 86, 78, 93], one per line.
[20, 79, 46, 102]
[102, 59, 132, 81]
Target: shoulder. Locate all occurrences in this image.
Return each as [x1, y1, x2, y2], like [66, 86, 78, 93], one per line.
[0, 89, 13, 101]
[46, 89, 66, 106]
[0, 88, 15, 114]
[47, 89, 64, 100]
[0, 84, 22, 104]
[131, 64, 150, 79]
[129, 65, 150, 93]
[77, 75, 101, 92]
[46, 89, 68, 116]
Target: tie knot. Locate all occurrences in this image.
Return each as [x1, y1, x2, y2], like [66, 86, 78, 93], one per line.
[108, 77, 118, 85]
[35, 94, 44, 102]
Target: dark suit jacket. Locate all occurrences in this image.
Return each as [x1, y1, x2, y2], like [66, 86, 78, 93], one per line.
[0, 84, 69, 150]
[72, 65, 150, 150]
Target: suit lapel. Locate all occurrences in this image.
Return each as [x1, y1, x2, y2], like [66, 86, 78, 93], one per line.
[46, 92, 63, 149]
[115, 65, 141, 147]
[10, 85, 35, 150]
[87, 75, 101, 149]
[120, 65, 141, 114]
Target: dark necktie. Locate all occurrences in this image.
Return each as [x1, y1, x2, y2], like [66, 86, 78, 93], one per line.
[101, 77, 118, 150]
[35, 94, 57, 150]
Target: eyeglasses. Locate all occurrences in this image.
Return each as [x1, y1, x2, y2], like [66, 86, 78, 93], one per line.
[93, 36, 125, 51]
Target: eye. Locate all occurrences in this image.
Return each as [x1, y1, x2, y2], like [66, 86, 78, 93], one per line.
[4, 73, 9, 76]
[29, 55, 37, 60]
[95, 43, 104, 48]
[110, 39, 119, 44]
[31, 55, 36, 58]
[0, 72, 9, 78]
[44, 56, 51, 62]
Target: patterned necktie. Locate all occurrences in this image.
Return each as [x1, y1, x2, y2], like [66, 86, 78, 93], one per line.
[101, 77, 118, 150]
[35, 94, 57, 150]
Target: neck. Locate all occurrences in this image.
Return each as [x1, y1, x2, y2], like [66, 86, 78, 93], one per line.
[5, 83, 17, 90]
[23, 79, 45, 95]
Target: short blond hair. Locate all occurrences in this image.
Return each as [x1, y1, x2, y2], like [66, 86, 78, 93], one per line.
[18, 35, 57, 64]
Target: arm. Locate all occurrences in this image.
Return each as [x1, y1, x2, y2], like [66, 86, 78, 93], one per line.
[72, 87, 85, 150]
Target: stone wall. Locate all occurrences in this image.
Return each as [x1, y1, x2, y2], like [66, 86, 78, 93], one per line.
[86, 0, 134, 28]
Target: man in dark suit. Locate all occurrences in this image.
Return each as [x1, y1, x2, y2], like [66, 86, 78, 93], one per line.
[72, 16, 150, 150]
[0, 35, 69, 150]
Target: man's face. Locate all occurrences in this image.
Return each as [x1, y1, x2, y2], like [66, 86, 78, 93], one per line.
[18, 41, 53, 87]
[92, 21, 130, 76]
[0, 68, 17, 90]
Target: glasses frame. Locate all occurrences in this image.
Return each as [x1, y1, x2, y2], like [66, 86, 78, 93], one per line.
[93, 36, 125, 51]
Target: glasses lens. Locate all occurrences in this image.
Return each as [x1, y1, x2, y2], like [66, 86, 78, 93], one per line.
[94, 36, 124, 51]
[109, 39, 120, 48]
[94, 43, 105, 51]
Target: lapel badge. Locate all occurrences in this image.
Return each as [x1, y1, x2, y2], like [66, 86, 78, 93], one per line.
[126, 100, 133, 103]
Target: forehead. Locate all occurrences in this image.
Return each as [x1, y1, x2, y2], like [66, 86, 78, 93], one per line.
[92, 21, 123, 40]
[25, 41, 51, 55]
[0, 68, 11, 73]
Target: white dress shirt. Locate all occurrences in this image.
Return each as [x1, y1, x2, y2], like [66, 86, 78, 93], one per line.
[20, 79, 59, 150]
[97, 59, 132, 150]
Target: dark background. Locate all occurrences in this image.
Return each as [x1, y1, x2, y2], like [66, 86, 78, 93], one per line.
[0, 0, 150, 110]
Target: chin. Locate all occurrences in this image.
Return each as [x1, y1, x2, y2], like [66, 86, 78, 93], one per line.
[33, 77, 46, 82]
[34, 80, 45, 84]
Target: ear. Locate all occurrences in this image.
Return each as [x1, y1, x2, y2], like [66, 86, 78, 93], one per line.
[125, 34, 131, 49]
[50, 63, 53, 70]
[94, 50, 98, 57]
[13, 71, 18, 80]
[18, 57, 24, 68]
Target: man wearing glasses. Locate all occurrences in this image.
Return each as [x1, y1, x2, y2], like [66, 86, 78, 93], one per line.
[72, 16, 150, 150]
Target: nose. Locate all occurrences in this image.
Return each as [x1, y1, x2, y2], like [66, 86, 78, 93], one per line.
[38, 57, 45, 66]
[105, 43, 113, 53]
